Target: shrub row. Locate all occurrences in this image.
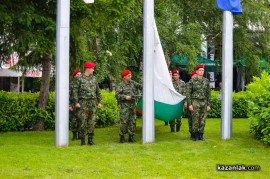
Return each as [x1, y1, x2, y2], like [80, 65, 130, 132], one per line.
[0, 90, 119, 132]
[1, 89, 247, 132]
[207, 90, 248, 118]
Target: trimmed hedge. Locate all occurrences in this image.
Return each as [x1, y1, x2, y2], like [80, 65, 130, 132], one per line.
[0, 90, 119, 131]
[207, 90, 248, 118]
[0, 89, 248, 132]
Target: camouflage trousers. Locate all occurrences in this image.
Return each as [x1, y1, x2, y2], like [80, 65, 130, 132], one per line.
[119, 102, 137, 136]
[186, 110, 192, 133]
[169, 118, 182, 128]
[190, 99, 208, 133]
[70, 109, 79, 132]
[77, 99, 97, 137]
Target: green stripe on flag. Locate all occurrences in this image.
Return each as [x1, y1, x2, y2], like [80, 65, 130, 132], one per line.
[136, 98, 185, 122]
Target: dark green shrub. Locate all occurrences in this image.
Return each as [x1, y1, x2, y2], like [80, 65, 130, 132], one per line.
[0, 90, 119, 131]
[208, 90, 247, 118]
[207, 90, 222, 118]
[232, 91, 248, 118]
[246, 72, 270, 146]
[96, 90, 119, 127]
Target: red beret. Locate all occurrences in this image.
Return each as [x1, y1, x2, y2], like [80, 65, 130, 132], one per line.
[84, 62, 96, 68]
[172, 70, 179, 75]
[195, 64, 205, 70]
[72, 69, 81, 77]
[121, 70, 131, 77]
[190, 71, 197, 77]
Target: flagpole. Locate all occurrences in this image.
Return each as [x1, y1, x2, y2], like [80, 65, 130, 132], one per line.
[143, 0, 155, 143]
[55, 0, 70, 147]
[221, 11, 233, 139]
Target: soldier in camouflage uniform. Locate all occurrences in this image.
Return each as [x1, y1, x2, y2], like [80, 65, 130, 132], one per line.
[186, 70, 197, 139]
[164, 70, 173, 126]
[69, 69, 81, 141]
[115, 70, 142, 143]
[73, 62, 102, 145]
[169, 70, 186, 132]
[186, 64, 211, 141]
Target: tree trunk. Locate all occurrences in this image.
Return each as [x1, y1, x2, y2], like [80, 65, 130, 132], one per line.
[33, 54, 52, 131]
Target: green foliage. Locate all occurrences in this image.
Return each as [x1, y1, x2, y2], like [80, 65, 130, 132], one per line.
[232, 91, 248, 118]
[0, 91, 43, 131]
[246, 71, 270, 145]
[0, 90, 119, 131]
[207, 90, 221, 118]
[96, 90, 119, 128]
[207, 90, 248, 118]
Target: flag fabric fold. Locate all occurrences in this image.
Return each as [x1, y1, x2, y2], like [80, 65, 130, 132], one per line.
[216, 0, 242, 15]
[137, 21, 186, 122]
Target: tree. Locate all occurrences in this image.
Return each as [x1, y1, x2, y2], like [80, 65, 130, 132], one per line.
[1, 0, 269, 130]
[0, 0, 56, 130]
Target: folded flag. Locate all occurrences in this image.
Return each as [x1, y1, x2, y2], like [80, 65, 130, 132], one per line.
[216, 0, 242, 15]
[136, 20, 186, 122]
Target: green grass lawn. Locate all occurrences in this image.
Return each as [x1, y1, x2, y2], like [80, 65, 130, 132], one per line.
[0, 118, 269, 178]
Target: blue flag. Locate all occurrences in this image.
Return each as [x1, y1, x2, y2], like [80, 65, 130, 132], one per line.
[216, 0, 242, 15]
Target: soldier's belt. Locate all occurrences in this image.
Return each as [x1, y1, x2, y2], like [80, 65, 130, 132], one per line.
[191, 98, 207, 100]
[79, 97, 97, 100]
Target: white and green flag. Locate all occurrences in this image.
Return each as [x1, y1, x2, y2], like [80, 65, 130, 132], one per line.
[137, 21, 185, 122]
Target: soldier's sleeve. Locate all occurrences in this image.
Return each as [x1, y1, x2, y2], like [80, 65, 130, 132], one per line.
[69, 80, 73, 106]
[134, 81, 143, 94]
[96, 80, 102, 103]
[182, 82, 187, 102]
[186, 81, 192, 106]
[73, 77, 80, 103]
[184, 82, 187, 97]
[115, 84, 126, 101]
[206, 81, 211, 106]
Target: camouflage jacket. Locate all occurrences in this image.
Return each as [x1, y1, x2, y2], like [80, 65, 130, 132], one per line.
[73, 74, 102, 103]
[69, 78, 77, 107]
[186, 77, 211, 106]
[173, 79, 186, 96]
[115, 80, 142, 104]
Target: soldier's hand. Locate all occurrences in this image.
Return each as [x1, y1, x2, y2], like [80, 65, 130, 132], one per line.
[69, 106, 73, 111]
[75, 103, 81, 108]
[98, 103, 102, 108]
[126, 96, 131, 100]
[207, 106, 211, 112]
[189, 105, 194, 111]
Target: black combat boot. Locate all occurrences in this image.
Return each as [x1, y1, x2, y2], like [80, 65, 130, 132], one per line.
[88, 133, 95, 145]
[190, 132, 194, 139]
[128, 134, 136, 142]
[81, 137, 86, 145]
[193, 132, 199, 141]
[171, 126, 175, 132]
[198, 133, 204, 141]
[176, 125, 180, 132]
[77, 132, 81, 140]
[72, 131, 77, 141]
[120, 135, 125, 143]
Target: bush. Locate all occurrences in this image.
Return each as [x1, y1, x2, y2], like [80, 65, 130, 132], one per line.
[246, 71, 270, 146]
[207, 91, 222, 118]
[96, 90, 119, 127]
[0, 90, 119, 131]
[0, 88, 250, 132]
[207, 90, 248, 118]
